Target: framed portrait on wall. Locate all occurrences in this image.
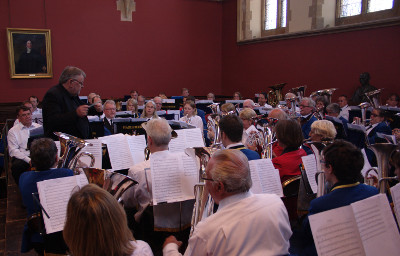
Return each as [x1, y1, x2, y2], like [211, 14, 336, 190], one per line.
[7, 28, 53, 79]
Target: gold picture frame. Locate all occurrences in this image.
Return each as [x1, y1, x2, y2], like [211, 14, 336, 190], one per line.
[7, 28, 53, 79]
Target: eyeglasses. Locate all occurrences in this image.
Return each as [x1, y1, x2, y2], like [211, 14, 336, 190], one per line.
[71, 79, 84, 87]
[201, 173, 215, 182]
[104, 108, 116, 111]
[299, 104, 311, 108]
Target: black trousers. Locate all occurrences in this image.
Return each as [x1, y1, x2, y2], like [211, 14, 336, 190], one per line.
[11, 157, 30, 186]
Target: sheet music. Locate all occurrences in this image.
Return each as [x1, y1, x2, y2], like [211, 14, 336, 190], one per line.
[390, 183, 400, 224]
[79, 139, 102, 169]
[309, 206, 366, 256]
[301, 154, 318, 193]
[150, 152, 197, 205]
[37, 174, 88, 234]
[249, 159, 283, 197]
[169, 128, 204, 152]
[103, 135, 134, 170]
[126, 135, 146, 165]
[351, 194, 400, 256]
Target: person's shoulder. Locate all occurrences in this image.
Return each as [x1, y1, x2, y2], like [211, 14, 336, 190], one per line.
[130, 240, 153, 256]
[240, 148, 260, 160]
[356, 183, 378, 195]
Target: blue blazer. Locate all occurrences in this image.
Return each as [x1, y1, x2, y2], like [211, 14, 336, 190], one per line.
[366, 122, 392, 165]
[302, 115, 318, 139]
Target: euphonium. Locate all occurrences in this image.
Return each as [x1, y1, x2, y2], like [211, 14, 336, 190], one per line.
[365, 89, 383, 108]
[367, 143, 398, 193]
[249, 115, 277, 159]
[286, 94, 298, 118]
[55, 132, 95, 171]
[190, 147, 217, 236]
[291, 85, 307, 102]
[267, 83, 286, 107]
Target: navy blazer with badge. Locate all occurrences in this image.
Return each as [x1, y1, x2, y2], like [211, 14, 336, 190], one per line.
[301, 115, 318, 139]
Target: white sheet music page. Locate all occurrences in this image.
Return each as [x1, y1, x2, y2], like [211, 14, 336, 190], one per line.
[150, 152, 197, 205]
[168, 130, 187, 152]
[126, 134, 146, 165]
[351, 194, 400, 256]
[309, 205, 366, 256]
[103, 135, 134, 170]
[249, 159, 283, 197]
[168, 128, 204, 152]
[301, 154, 318, 193]
[79, 139, 102, 169]
[390, 183, 400, 224]
[37, 174, 88, 234]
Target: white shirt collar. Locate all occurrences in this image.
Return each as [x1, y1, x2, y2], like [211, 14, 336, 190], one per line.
[218, 191, 252, 211]
[226, 142, 244, 149]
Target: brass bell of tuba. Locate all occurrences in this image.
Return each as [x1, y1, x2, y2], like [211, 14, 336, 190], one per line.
[309, 88, 337, 104]
[365, 88, 383, 109]
[267, 83, 286, 107]
[291, 85, 307, 102]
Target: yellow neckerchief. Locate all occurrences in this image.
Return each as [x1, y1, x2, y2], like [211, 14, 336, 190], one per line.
[330, 182, 360, 192]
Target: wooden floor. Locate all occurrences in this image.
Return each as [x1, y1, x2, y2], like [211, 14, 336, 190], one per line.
[0, 166, 36, 256]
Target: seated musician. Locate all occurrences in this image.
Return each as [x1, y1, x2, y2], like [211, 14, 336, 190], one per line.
[242, 99, 255, 109]
[8, 105, 42, 185]
[299, 97, 317, 139]
[284, 92, 300, 114]
[268, 108, 288, 157]
[130, 90, 139, 101]
[163, 149, 292, 256]
[64, 184, 153, 256]
[386, 93, 400, 108]
[257, 92, 273, 108]
[126, 98, 139, 117]
[141, 101, 160, 120]
[207, 92, 215, 101]
[179, 100, 203, 134]
[326, 103, 348, 139]
[180, 96, 206, 127]
[19, 138, 73, 255]
[272, 119, 307, 182]
[103, 100, 117, 135]
[239, 108, 259, 152]
[337, 94, 350, 121]
[219, 115, 260, 160]
[314, 96, 328, 120]
[154, 96, 163, 111]
[87, 94, 103, 116]
[220, 102, 235, 114]
[233, 91, 242, 100]
[138, 95, 146, 108]
[122, 119, 193, 253]
[309, 120, 337, 142]
[299, 140, 378, 256]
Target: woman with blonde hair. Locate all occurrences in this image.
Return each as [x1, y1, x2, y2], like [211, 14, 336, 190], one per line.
[141, 101, 159, 120]
[239, 108, 260, 151]
[126, 98, 139, 117]
[63, 184, 153, 256]
[309, 120, 337, 142]
[180, 100, 203, 133]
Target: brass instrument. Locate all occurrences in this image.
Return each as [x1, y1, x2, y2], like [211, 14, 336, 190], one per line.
[249, 115, 277, 159]
[286, 94, 298, 118]
[54, 132, 95, 171]
[207, 104, 223, 147]
[365, 89, 383, 108]
[354, 102, 371, 126]
[309, 88, 337, 104]
[290, 85, 307, 102]
[190, 147, 218, 236]
[367, 143, 398, 193]
[267, 83, 286, 107]
[116, 101, 123, 111]
[81, 167, 138, 204]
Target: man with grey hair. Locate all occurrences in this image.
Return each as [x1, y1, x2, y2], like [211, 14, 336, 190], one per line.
[103, 100, 116, 134]
[122, 118, 194, 253]
[243, 99, 255, 109]
[42, 66, 89, 139]
[163, 149, 292, 256]
[299, 97, 317, 139]
[154, 96, 163, 111]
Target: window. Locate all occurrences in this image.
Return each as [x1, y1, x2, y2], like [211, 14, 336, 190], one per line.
[337, 0, 398, 25]
[262, 0, 287, 36]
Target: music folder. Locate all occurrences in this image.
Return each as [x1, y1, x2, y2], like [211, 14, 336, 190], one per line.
[309, 194, 400, 256]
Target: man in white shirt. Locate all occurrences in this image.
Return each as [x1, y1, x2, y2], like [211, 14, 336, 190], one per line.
[257, 92, 273, 108]
[163, 149, 292, 256]
[8, 105, 42, 185]
[29, 96, 42, 115]
[242, 99, 255, 109]
[338, 94, 350, 121]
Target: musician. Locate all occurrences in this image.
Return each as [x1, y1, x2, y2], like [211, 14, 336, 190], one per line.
[29, 96, 42, 115]
[179, 100, 203, 134]
[87, 94, 103, 117]
[163, 149, 292, 256]
[337, 94, 350, 121]
[159, 92, 168, 99]
[87, 92, 97, 104]
[219, 115, 260, 160]
[300, 140, 378, 256]
[207, 92, 215, 101]
[8, 105, 42, 185]
[326, 103, 348, 139]
[386, 93, 400, 108]
[268, 108, 288, 157]
[141, 101, 159, 120]
[257, 92, 272, 108]
[284, 92, 300, 113]
[315, 96, 328, 119]
[233, 91, 242, 100]
[309, 120, 337, 142]
[42, 66, 89, 139]
[122, 119, 193, 253]
[126, 98, 139, 117]
[242, 99, 255, 109]
[299, 97, 317, 139]
[239, 108, 259, 151]
[103, 100, 117, 135]
[272, 119, 307, 182]
[130, 90, 139, 101]
[13, 101, 34, 127]
[154, 96, 163, 111]
[220, 103, 235, 114]
[64, 184, 153, 256]
[138, 95, 146, 108]
[19, 138, 73, 254]
[351, 72, 377, 105]
[182, 88, 190, 97]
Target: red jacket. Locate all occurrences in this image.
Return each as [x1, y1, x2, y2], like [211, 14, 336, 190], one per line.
[272, 148, 307, 182]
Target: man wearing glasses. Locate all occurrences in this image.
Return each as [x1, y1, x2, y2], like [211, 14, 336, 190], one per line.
[299, 97, 317, 139]
[103, 100, 117, 135]
[42, 66, 90, 139]
[163, 149, 292, 256]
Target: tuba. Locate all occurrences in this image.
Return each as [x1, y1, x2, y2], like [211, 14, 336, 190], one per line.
[291, 85, 307, 102]
[285, 94, 298, 118]
[206, 104, 223, 148]
[248, 115, 277, 159]
[309, 88, 337, 104]
[267, 83, 286, 107]
[365, 89, 383, 108]
[55, 132, 95, 172]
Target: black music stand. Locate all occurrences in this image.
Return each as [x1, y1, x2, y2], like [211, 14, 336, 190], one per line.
[89, 120, 105, 139]
[348, 106, 372, 123]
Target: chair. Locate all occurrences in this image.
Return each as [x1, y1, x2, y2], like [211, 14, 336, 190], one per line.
[281, 175, 301, 222]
